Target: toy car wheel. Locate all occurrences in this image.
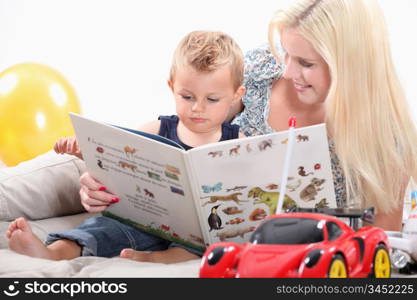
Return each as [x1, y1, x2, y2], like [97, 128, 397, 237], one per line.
[371, 244, 391, 278]
[399, 263, 412, 275]
[327, 254, 347, 278]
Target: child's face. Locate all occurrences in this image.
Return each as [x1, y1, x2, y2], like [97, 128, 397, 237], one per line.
[169, 65, 243, 134]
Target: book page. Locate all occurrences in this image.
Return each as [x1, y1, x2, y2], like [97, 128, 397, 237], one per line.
[70, 114, 206, 252]
[187, 124, 335, 245]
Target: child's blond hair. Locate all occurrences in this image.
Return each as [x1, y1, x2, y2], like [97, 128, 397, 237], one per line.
[170, 31, 244, 90]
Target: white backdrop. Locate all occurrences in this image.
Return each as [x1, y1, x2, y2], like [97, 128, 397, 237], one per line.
[0, 0, 416, 128]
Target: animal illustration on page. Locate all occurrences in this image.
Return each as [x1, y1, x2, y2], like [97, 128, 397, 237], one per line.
[124, 145, 137, 157]
[208, 205, 223, 231]
[299, 178, 326, 202]
[248, 187, 297, 215]
[298, 166, 313, 177]
[258, 139, 273, 151]
[118, 161, 137, 172]
[222, 206, 244, 215]
[216, 226, 256, 241]
[226, 217, 245, 225]
[249, 208, 267, 221]
[208, 150, 223, 158]
[297, 134, 309, 142]
[201, 193, 248, 206]
[229, 145, 241, 156]
[144, 188, 154, 198]
[286, 178, 302, 192]
[315, 198, 329, 208]
[226, 185, 247, 192]
[201, 182, 223, 193]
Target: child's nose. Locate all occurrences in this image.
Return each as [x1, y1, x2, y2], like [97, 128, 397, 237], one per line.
[192, 100, 205, 112]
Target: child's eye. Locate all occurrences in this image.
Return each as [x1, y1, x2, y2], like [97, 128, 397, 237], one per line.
[207, 97, 219, 102]
[181, 95, 193, 100]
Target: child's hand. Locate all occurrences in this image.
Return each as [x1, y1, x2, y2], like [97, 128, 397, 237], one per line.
[79, 172, 120, 213]
[54, 137, 83, 159]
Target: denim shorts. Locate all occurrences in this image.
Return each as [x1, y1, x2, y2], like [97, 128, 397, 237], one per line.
[45, 216, 203, 257]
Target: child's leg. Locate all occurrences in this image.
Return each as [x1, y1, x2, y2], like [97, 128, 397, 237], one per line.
[120, 247, 200, 264]
[46, 216, 172, 258]
[7, 217, 81, 260]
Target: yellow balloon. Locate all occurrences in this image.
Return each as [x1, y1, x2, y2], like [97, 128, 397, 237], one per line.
[0, 63, 81, 166]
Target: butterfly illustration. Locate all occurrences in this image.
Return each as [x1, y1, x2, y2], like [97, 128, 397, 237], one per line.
[201, 182, 223, 193]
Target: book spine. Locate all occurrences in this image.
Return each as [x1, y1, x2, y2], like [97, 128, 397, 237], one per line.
[183, 153, 212, 247]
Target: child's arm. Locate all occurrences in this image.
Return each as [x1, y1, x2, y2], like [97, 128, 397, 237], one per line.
[137, 120, 161, 135]
[54, 121, 162, 161]
[54, 137, 83, 160]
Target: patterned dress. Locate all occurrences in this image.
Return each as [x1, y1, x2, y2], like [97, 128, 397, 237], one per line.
[232, 45, 347, 207]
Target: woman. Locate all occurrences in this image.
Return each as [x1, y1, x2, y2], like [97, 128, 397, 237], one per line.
[230, 0, 417, 231]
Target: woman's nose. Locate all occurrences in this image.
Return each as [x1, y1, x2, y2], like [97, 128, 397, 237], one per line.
[283, 58, 300, 80]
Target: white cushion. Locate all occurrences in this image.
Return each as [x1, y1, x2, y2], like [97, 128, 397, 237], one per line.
[0, 151, 87, 221]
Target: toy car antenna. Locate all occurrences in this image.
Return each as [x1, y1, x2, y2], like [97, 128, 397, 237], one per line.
[276, 116, 296, 214]
[286, 206, 375, 230]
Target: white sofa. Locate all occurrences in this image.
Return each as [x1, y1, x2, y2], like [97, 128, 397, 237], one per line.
[0, 151, 200, 277]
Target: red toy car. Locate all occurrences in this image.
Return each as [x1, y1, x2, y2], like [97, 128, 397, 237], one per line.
[199, 208, 391, 278]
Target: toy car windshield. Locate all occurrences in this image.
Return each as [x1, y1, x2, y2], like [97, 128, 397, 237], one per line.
[286, 206, 375, 230]
[249, 217, 324, 245]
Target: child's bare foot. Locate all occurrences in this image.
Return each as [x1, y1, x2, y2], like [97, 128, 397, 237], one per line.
[7, 217, 54, 259]
[120, 247, 200, 264]
[120, 248, 152, 262]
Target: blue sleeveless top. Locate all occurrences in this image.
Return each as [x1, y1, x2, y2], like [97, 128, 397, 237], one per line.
[158, 115, 240, 150]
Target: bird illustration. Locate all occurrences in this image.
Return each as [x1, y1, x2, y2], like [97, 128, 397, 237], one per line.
[208, 205, 223, 232]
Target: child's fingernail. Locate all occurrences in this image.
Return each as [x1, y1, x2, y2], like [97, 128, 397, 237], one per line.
[99, 186, 107, 191]
[110, 197, 119, 204]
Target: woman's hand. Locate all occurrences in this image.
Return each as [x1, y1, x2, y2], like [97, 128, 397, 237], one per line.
[79, 172, 120, 213]
[54, 136, 83, 160]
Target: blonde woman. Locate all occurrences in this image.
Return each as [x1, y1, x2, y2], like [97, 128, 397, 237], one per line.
[231, 0, 417, 231]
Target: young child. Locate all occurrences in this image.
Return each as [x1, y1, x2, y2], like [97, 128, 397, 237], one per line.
[7, 31, 246, 263]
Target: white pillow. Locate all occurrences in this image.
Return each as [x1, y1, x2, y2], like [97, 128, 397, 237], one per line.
[0, 151, 87, 221]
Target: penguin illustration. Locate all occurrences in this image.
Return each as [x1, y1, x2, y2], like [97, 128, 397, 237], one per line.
[208, 205, 223, 232]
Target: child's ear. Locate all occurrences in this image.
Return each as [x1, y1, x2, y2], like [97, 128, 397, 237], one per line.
[167, 80, 174, 92]
[233, 85, 246, 102]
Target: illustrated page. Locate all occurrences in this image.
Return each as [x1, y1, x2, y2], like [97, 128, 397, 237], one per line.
[70, 114, 206, 251]
[187, 124, 336, 245]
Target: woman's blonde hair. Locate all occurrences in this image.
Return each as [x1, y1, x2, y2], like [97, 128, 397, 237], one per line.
[269, 0, 417, 212]
[170, 31, 244, 90]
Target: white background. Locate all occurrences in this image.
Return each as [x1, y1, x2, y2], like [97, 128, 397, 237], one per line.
[0, 0, 416, 128]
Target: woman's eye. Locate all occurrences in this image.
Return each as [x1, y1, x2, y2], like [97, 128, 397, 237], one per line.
[181, 95, 192, 100]
[299, 60, 314, 68]
[207, 98, 219, 102]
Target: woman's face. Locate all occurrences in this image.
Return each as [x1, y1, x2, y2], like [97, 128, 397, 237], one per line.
[281, 27, 331, 105]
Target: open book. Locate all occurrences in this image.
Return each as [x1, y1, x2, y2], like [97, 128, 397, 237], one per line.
[70, 113, 336, 252]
